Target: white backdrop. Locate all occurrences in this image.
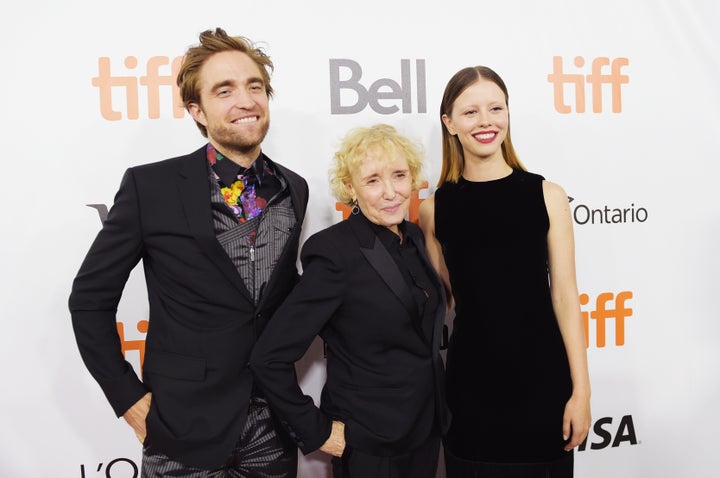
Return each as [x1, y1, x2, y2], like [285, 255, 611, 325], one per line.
[2, 1, 719, 476]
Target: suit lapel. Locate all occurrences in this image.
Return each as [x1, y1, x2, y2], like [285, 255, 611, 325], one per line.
[406, 225, 448, 344]
[176, 148, 253, 300]
[274, 161, 307, 225]
[348, 214, 418, 318]
[406, 224, 451, 431]
[406, 224, 447, 310]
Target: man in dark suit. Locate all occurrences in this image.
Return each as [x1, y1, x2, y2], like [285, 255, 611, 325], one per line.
[69, 28, 307, 477]
[249, 124, 450, 478]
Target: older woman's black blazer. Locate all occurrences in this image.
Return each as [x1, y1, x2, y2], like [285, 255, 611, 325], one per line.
[250, 211, 450, 457]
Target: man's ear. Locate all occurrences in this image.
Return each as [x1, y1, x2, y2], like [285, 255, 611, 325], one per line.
[187, 103, 206, 126]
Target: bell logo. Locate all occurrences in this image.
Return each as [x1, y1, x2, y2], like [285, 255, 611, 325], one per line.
[547, 56, 629, 114]
[578, 415, 638, 451]
[329, 59, 427, 114]
[581, 291, 633, 348]
[92, 56, 186, 120]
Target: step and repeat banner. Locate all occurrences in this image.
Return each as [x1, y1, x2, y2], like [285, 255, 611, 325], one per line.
[2, 1, 719, 476]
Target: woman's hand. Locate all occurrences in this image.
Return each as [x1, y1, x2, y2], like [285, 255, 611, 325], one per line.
[562, 392, 591, 451]
[319, 420, 346, 457]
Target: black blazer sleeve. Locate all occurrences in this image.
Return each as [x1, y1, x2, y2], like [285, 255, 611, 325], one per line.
[69, 168, 149, 416]
[249, 231, 345, 454]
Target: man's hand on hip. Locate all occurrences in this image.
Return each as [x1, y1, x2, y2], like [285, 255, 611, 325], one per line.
[123, 392, 152, 444]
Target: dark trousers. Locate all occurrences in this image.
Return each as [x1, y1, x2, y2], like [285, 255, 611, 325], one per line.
[331, 435, 441, 478]
[141, 399, 297, 477]
[444, 447, 573, 478]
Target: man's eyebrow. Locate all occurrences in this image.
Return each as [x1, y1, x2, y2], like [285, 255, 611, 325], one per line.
[209, 79, 235, 92]
[209, 77, 265, 92]
[247, 76, 266, 86]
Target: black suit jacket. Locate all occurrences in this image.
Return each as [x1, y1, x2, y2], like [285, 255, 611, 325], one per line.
[249, 212, 450, 457]
[69, 146, 308, 468]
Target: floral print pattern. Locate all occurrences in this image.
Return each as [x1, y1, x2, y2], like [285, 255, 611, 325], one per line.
[207, 143, 270, 223]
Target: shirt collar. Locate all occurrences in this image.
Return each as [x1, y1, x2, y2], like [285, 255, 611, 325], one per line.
[206, 143, 268, 186]
[359, 211, 410, 249]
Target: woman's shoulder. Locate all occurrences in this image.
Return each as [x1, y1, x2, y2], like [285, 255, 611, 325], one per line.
[435, 180, 460, 194]
[433, 181, 460, 208]
[541, 179, 570, 206]
[418, 193, 435, 218]
[305, 219, 353, 246]
[300, 221, 355, 268]
[518, 168, 567, 197]
[515, 168, 546, 183]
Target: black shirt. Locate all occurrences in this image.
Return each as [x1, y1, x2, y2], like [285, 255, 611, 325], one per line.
[211, 152, 282, 213]
[364, 214, 438, 343]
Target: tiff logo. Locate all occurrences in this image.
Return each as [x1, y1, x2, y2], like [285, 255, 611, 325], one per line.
[92, 56, 185, 120]
[329, 59, 427, 114]
[118, 320, 148, 378]
[581, 291, 633, 348]
[547, 56, 629, 114]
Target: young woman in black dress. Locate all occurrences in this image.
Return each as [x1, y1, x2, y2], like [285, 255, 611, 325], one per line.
[419, 66, 591, 477]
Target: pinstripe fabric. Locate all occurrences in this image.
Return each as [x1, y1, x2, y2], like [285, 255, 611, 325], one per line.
[209, 168, 296, 304]
[141, 400, 297, 477]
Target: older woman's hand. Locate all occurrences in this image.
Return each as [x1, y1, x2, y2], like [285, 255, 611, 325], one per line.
[319, 420, 346, 457]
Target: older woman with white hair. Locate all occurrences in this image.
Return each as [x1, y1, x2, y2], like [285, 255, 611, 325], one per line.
[250, 124, 450, 478]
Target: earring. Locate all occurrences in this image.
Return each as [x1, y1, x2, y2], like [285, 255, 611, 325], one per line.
[351, 199, 360, 215]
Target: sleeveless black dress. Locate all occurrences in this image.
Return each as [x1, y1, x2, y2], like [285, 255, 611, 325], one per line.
[435, 170, 573, 475]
